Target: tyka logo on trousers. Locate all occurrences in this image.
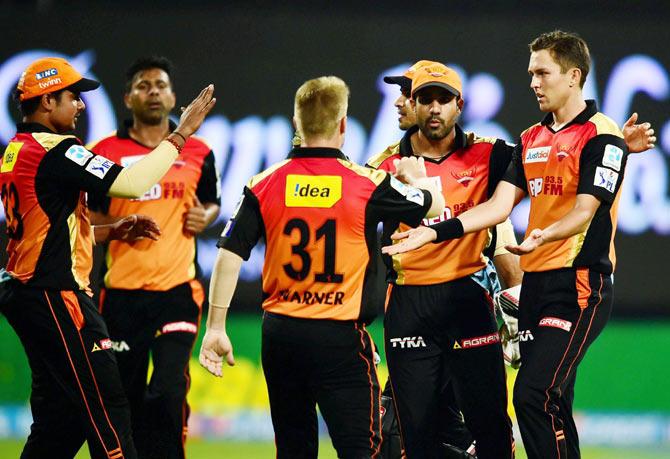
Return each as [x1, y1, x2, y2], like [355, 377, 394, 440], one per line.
[389, 336, 427, 349]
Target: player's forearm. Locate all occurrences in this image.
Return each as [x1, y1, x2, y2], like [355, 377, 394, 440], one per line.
[538, 204, 596, 244]
[207, 248, 243, 331]
[89, 210, 120, 226]
[92, 225, 113, 244]
[412, 177, 445, 218]
[493, 253, 523, 288]
[107, 137, 182, 198]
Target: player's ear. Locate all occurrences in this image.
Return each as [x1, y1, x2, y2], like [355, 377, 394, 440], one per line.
[457, 97, 464, 111]
[292, 117, 298, 131]
[339, 116, 346, 135]
[569, 68, 581, 88]
[123, 92, 132, 110]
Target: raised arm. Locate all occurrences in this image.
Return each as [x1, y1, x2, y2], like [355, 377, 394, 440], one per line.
[108, 85, 216, 198]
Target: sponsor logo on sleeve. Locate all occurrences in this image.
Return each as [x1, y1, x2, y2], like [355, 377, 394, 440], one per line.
[594, 166, 619, 193]
[285, 174, 342, 208]
[389, 176, 409, 195]
[539, 317, 573, 332]
[65, 145, 94, 166]
[524, 146, 551, 163]
[85, 155, 115, 179]
[602, 144, 623, 171]
[91, 338, 113, 352]
[1, 142, 23, 173]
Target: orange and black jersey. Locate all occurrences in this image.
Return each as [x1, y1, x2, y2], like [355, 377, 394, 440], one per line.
[218, 147, 433, 323]
[87, 120, 220, 291]
[503, 100, 628, 274]
[0, 123, 123, 291]
[366, 124, 513, 285]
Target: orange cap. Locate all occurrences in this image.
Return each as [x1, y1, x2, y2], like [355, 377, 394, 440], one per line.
[411, 62, 462, 99]
[383, 60, 441, 91]
[16, 57, 100, 101]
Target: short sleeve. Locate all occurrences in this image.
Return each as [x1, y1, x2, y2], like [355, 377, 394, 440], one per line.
[40, 138, 123, 195]
[501, 141, 527, 194]
[368, 175, 433, 227]
[488, 139, 515, 197]
[195, 151, 221, 205]
[577, 134, 628, 204]
[217, 187, 263, 260]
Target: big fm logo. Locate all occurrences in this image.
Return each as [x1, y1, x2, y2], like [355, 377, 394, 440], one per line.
[285, 174, 342, 208]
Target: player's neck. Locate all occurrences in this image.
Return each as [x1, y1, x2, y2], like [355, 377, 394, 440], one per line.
[129, 118, 171, 148]
[551, 93, 586, 131]
[24, 113, 59, 134]
[411, 128, 455, 160]
[301, 135, 342, 149]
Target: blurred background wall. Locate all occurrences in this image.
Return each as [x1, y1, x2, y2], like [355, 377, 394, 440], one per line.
[0, 0, 668, 450]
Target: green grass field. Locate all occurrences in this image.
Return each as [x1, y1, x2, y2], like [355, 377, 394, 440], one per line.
[0, 439, 667, 458]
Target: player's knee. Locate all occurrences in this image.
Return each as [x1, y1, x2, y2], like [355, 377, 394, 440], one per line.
[513, 377, 544, 414]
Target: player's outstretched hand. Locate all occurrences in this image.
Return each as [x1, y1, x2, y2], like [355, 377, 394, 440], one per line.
[175, 84, 217, 138]
[393, 156, 427, 184]
[199, 330, 235, 377]
[381, 225, 437, 255]
[506, 228, 544, 255]
[622, 112, 656, 153]
[110, 214, 161, 241]
[184, 196, 208, 234]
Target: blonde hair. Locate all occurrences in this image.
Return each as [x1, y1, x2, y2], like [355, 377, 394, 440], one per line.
[294, 76, 349, 140]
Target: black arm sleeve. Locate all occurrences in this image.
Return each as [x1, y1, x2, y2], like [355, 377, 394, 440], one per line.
[195, 151, 221, 205]
[41, 139, 123, 195]
[488, 139, 515, 198]
[217, 187, 263, 260]
[368, 175, 432, 227]
[577, 134, 628, 204]
[501, 140, 527, 194]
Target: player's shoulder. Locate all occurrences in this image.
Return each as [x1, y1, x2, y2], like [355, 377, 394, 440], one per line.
[466, 131, 498, 146]
[520, 122, 542, 138]
[588, 112, 623, 138]
[31, 132, 78, 152]
[336, 159, 387, 186]
[187, 134, 213, 152]
[247, 159, 292, 189]
[365, 142, 400, 169]
[85, 130, 119, 150]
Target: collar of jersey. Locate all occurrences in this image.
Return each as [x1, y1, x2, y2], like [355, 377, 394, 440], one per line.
[117, 119, 178, 141]
[540, 99, 598, 131]
[287, 147, 348, 159]
[16, 122, 58, 134]
[399, 123, 467, 163]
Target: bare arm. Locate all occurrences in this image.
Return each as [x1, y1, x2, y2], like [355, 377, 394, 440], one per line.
[92, 215, 161, 244]
[381, 181, 523, 255]
[506, 194, 600, 255]
[198, 248, 242, 377]
[492, 219, 523, 288]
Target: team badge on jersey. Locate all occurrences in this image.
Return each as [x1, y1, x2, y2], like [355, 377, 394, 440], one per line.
[65, 145, 93, 166]
[85, 155, 114, 179]
[602, 144, 623, 171]
[285, 174, 342, 208]
[594, 166, 619, 193]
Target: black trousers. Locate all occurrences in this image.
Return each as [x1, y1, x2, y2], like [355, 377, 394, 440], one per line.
[1, 280, 136, 459]
[384, 278, 514, 459]
[514, 268, 612, 459]
[261, 312, 382, 459]
[100, 281, 203, 459]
